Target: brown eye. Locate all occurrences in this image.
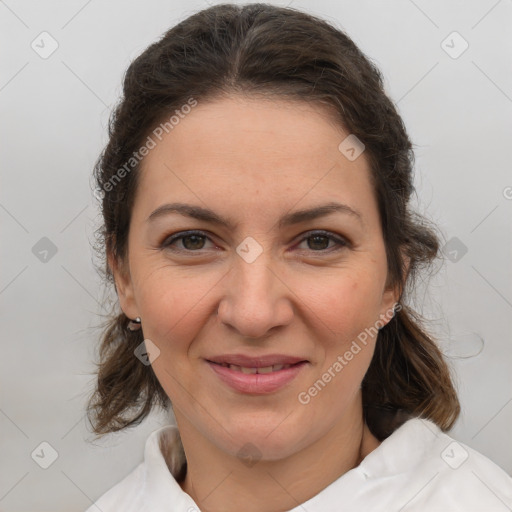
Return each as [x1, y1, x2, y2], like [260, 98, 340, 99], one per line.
[180, 234, 206, 250]
[306, 234, 330, 250]
[296, 230, 348, 252]
[162, 230, 214, 251]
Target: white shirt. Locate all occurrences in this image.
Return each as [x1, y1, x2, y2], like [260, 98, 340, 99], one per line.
[86, 418, 512, 511]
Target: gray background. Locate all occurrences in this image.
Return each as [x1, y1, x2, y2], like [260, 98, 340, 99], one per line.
[1, 0, 511, 510]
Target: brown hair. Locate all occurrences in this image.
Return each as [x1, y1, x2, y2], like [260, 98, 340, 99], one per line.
[87, 2, 460, 439]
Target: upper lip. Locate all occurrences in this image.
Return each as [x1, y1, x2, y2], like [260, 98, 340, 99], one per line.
[206, 354, 308, 368]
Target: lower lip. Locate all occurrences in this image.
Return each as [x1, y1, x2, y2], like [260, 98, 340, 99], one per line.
[206, 361, 308, 394]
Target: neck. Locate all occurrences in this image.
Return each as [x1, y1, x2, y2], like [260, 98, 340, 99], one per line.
[174, 396, 381, 512]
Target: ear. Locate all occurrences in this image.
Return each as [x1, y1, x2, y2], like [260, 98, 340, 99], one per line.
[108, 251, 138, 320]
[378, 250, 410, 327]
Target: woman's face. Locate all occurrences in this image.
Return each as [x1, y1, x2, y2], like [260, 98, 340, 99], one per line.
[112, 95, 399, 460]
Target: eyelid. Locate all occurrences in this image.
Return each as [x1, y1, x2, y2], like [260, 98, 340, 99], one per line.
[294, 229, 350, 250]
[161, 229, 218, 250]
[161, 229, 350, 253]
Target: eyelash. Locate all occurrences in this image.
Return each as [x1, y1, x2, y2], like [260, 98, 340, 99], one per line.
[160, 229, 349, 254]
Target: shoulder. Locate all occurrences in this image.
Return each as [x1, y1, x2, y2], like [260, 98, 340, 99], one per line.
[85, 461, 146, 512]
[360, 417, 512, 511]
[85, 425, 191, 512]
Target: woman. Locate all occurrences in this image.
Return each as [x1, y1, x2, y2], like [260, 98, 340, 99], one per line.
[86, 3, 512, 511]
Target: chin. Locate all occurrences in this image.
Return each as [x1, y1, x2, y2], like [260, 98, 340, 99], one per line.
[216, 415, 310, 462]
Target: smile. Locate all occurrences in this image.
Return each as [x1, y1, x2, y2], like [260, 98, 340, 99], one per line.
[207, 360, 308, 394]
[213, 362, 294, 374]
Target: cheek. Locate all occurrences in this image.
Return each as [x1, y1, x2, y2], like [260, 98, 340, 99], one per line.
[304, 268, 384, 341]
[134, 270, 215, 404]
[301, 272, 383, 411]
[133, 265, 219, 352]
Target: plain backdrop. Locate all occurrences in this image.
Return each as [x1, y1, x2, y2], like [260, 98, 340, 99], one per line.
[1, 0, 511, 510]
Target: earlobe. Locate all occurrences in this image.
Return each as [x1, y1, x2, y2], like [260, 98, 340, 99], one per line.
[107, 252, 138, 319]
[378, 289, 400, 329]
[378, 250, 410, 327]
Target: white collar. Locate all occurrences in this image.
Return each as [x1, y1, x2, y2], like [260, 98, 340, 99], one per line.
[138, 417, 443, 511]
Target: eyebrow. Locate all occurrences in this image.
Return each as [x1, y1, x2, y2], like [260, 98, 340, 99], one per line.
[146, 201, 363, 230]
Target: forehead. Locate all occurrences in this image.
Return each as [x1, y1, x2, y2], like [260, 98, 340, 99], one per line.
[133, 95, 378, 229]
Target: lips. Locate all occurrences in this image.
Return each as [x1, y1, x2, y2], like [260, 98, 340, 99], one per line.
[211, 362, 296, 374]
[206, 353, 307, 368]
[207, 359, 308, 394]
[205, 353, 309, 393]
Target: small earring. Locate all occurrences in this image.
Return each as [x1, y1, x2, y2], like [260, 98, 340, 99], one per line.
[127, 316, 142, 331]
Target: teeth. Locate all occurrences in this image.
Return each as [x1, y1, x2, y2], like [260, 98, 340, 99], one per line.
[224, 363, 292, 373]
[240, 366, 256, 374]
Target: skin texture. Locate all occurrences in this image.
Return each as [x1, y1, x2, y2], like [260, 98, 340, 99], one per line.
[111, 95, 401, 512]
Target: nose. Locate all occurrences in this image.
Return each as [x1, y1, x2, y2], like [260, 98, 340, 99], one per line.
[216, 251, 294, 340]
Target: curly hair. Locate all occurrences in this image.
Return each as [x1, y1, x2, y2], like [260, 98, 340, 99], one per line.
[87, 2, 460, 440]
